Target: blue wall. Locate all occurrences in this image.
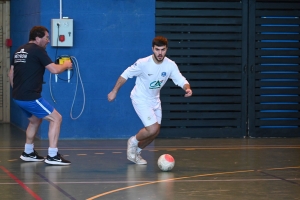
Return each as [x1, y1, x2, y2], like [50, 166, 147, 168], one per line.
[10, 0, 155, 139]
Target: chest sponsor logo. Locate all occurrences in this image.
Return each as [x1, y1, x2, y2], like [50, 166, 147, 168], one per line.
[150, 80, 164, 89]
[14, 49, 28, 63]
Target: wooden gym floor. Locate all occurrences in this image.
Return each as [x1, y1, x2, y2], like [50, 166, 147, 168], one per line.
[0, 123, 299, 200]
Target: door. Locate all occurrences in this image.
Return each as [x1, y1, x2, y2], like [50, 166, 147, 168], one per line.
[156, 0, 300, 138]
[156, 0, 248, 138]
[0, 0, 11, 123]
[248, 0, 300, 137]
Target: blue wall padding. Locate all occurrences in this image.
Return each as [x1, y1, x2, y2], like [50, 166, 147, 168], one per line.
[10, 0, 155, 139]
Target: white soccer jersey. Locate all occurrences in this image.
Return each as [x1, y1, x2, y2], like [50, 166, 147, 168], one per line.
[121, 55, 189, 101]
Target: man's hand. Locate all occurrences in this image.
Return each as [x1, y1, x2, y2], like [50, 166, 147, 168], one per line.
[63, 60, 72, 70]
[107, 76, 127, 102]
[8, 65, 14, 88]
[108, 91, 117, 102]
[184, 88, 192, 97]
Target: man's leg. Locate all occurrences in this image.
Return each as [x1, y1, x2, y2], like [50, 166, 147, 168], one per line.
[136, 124, 160, 149]
[128, 99, 162, 164]
[44, 109, 62, 148]
[20, 115, 44, 162]
[127, 123, 160, 164]
[43, 109, 71, 165]
[135, 100, 162, 149]
[26, 115, 43, 144]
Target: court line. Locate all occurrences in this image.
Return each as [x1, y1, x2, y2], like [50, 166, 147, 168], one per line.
[36, 172, 76, 200]
[0, 166, 42, 200]
[86, 166, 300, 200]
[1, 145, 300, 151]
[86, 169, 255, 200]
[258, 168, 300, 186]
[1, 178, 300, 185]
[261, 166, 300, 171]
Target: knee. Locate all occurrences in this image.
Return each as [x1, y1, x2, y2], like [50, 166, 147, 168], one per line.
[46, 110, 62, 124]
[146, 123, 160, 136]
[28, 116, 42, 126]
[56, 113, 63, 123]
[155, 129, 160, 136]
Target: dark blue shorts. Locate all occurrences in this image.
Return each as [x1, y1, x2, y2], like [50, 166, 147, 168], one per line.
[13, 97, 54, 119]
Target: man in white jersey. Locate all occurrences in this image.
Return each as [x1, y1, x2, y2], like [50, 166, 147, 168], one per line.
[108, 36, 192, 164]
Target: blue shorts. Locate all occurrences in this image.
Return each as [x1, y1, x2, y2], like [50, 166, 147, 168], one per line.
[13, 97, 54, 119]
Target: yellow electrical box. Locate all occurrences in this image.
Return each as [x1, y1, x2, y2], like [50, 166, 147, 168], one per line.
[58, 57, 71, 64]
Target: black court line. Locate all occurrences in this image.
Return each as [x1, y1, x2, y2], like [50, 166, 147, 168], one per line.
[36, 172, 77, 200]
[259, 170, 300, 186]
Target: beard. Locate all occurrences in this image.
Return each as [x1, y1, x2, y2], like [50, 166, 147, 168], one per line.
[153, 54, 165, 63]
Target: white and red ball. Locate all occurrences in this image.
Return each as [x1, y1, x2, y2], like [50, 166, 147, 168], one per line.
[157, 154, 175, 171]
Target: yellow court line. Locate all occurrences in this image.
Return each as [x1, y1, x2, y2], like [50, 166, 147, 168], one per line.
[258, 166, 300, 171]
[86, 166, 300, 200]
[178, 147, 300, 150]
[1, 146, 300, 151]
[86, 170, 254, 200]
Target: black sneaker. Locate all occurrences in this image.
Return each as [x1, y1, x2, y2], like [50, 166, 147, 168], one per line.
[20, 150, 44, 162]
[44, 153, 71, 165]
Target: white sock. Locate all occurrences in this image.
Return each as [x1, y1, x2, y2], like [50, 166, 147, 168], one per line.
[137, 147, 142, 153]
[48, 147, 58, 157]
[131, 136, 139, 146]
[25, 143, 34, 154]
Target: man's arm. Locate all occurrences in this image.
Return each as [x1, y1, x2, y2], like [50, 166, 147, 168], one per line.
[183, 83, 192, 97]
[107, 76, 127, 102]
[8, 65, 14, 88]
[45, 60, 72, 74]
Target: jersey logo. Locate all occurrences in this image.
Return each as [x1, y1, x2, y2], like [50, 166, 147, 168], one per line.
[14, 48, 28, 63]
[150, 80, 164, 89]
[161, 72, 167, 77]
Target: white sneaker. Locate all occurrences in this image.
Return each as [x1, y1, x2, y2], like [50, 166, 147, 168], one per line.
[127, 136, 137, 163]
[135, 152, 147, 165]
[127, 136, 147, 165]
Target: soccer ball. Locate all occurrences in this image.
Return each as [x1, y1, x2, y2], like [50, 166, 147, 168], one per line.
[157, 154, 175, 171]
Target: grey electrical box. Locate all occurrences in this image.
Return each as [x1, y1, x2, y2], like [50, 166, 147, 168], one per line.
[51, 19, 73, 47]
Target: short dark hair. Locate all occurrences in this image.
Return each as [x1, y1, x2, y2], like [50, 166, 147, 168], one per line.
[29, 26, 49, 41]
[152, 36, 168, 47]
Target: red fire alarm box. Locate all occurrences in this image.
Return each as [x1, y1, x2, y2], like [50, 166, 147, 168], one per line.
[6, 39, 12, 47]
